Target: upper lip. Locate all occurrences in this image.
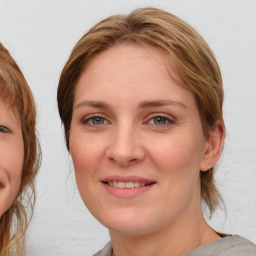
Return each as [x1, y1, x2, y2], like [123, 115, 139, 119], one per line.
[101, 175, 156, 184]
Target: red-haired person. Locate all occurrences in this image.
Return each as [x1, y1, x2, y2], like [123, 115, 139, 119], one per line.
[0, 42, 40, 256]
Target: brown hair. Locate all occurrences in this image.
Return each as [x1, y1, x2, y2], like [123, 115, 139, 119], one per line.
[0, 42, 40, 256]
[57, 7, 224, 214]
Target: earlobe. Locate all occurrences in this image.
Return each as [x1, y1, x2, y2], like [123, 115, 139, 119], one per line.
[200, 120, 225, 172]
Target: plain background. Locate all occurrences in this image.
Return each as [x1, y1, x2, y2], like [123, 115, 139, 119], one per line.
[0, 0, 255, 255]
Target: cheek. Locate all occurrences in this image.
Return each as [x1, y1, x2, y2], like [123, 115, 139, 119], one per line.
[148, 134, 204, 193]
[151, 136, 202, 169]
[0, 137, 24, 217]
[8, 138, 24, 193]
[69, 133, 106, 213]
[148, 139, 202, 215]
[69, 133, 105, 181]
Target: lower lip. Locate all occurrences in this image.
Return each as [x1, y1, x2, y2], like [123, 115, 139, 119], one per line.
[102, 183, 155, 199]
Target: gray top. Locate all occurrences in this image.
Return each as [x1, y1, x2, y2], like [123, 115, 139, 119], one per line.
[93, 235, 256, 256]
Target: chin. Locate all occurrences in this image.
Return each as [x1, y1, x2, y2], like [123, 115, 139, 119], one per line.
[107, 221, 153, 236]
[94, 206, 158, 236]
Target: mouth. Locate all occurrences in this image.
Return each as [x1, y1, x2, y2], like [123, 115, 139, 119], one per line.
[101, 176, 156, 198]
[102, 180, 156, 189]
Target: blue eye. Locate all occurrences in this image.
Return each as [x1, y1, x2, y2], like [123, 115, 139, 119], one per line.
[153, 117, 168, 125]
[147, 115, 174, 126]
[91, 117, 105, 125]
[83, 116, 107, 125]
[0, 125, 10, 133]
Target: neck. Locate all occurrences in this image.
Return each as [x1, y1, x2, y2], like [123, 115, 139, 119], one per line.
[110, 213, 220, 256]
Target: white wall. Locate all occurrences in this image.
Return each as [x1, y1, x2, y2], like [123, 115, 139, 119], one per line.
[0, 0, 255, 255]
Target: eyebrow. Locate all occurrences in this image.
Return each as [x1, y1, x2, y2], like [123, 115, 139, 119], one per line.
[75, 100, 108, 109]
[138, 100, 187, 109]
[74, 99, 187, 109]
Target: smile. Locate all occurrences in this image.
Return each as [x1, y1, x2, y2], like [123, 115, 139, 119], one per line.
[101, 176, 156, 198]
[106, 181, 154, 189]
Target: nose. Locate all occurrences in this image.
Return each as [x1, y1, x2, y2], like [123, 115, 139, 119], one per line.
[106, 124, 146, 167]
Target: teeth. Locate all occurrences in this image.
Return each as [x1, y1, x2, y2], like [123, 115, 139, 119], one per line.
[118, 182, 126, 188]
[134, 181, 140, 188]
[107, 181, 149, 188]
[125, 182, 134, 189]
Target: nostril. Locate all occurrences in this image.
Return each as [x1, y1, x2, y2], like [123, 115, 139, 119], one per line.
[128, 158, 138, 162]
[106, 138, 146, 166]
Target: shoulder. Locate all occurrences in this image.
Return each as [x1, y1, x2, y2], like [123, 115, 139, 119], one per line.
[93, 241, 112, 256]
[187, 235, 256, 256]
[222, 236, 256, 255]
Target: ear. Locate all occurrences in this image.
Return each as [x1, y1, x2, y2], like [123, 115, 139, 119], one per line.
[200, 120, 225, 172]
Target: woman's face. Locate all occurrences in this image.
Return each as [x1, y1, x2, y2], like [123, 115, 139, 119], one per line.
[70, 44, 212, 235]
[0, 99, 24, 217]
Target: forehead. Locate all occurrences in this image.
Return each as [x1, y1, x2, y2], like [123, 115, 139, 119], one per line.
[73, 44, 197, 114]
[0, 82, 17, 108]
[83, 43, 176, 77]
[0, 85, 21, 124]
[0, 98, 20, 122]
[75, 44, 182, 96]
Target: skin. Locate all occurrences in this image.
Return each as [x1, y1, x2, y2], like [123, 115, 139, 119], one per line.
[69, 44, 225, 256]
[0, 99, 23, 217]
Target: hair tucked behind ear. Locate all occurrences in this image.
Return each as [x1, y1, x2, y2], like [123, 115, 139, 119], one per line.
[200, 169, 223, 215]
[0, 42, 41, 256]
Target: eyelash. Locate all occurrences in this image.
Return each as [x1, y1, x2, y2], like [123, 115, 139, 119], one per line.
[146, 114, 175, 126]
[0, 125, 10, 133]
[81, 115, 109, 126]
[81, 113, 175, 127]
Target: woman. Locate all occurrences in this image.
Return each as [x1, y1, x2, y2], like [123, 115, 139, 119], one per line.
[57, 7, 256, 256]
[0, 42, 40, 256]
